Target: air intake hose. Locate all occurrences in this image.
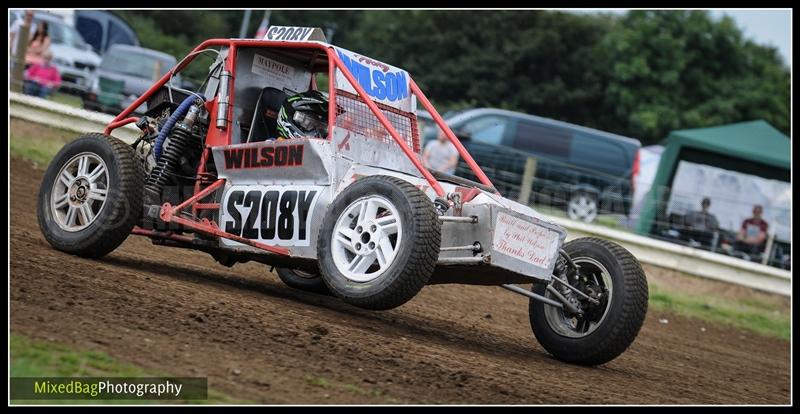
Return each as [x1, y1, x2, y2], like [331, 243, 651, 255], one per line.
[154, 94, 205, 160]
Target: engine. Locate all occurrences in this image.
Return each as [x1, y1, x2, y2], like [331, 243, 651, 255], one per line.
[133, 91, 210, 229]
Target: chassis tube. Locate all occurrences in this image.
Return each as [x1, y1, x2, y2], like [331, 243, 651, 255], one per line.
[327, 55, 336, 138]
[103, 117, 139, 136]
[501, 284, 564, 309]
[108, 39, 233, 129]
[410, 79, 497, 193]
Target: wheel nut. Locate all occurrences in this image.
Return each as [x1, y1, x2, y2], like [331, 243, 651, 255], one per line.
[355, 243, 362, 250]
[368, 242, 375, 249]
[356, 226, 363, 233]
[370, 224, 377, 232]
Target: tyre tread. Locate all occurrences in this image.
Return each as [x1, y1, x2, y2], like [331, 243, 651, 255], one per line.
[318, 175, 440, 310]
[530, 237, 648, 365]
[38, 133, 143, 258]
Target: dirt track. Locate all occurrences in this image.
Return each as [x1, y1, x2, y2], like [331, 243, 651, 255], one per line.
[10, 156, 790, 404]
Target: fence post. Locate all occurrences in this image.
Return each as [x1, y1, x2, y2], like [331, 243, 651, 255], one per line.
[762, 225, 775, 266]
[517, 157, 537, 205]
[10, 12, 33, 93]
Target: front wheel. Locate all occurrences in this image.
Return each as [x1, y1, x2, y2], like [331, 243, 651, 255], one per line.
[317, 175, 441, 310]
[37, 133, 144, 258]
[529, 237, 648, 366]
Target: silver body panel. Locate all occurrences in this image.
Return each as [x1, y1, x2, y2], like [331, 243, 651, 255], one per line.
[210, 127, 565, 283]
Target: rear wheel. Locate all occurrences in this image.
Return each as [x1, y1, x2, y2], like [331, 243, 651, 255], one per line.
[37, 133, 143, 258]
[529, 237, 648, 365]
[275, 268, 331, 295]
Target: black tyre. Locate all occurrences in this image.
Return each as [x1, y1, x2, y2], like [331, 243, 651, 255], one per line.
[529, 237, 648, 366]
[317, 175, 440, 310]
[275, 268, 332, 295]
[37, 133, 144, 258]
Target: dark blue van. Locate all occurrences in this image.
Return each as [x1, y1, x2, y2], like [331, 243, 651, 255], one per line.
[426, 108, 641, 222]
[75, 10, 140, 55]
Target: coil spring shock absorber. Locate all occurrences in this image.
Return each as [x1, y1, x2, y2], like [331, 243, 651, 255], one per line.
[144, 104, 202, 205]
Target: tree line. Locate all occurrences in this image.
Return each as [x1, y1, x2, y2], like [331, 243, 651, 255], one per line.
[116, 9, 790, 145]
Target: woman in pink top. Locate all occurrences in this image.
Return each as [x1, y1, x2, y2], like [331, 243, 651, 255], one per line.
[24, 50, 61, 98]
[25, 21, 51, 67]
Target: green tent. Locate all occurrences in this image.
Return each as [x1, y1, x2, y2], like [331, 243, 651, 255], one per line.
[636, 120, 790, 235]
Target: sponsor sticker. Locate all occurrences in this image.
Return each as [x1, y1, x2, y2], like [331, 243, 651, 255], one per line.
[251, 54, 296, 86]
[493, 212, 559, 270]
[334, 46, 415, 112]
[222, 144, 304, 170]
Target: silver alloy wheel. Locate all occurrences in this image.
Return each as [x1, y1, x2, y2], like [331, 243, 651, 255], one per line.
[293, 269, 318, 279]
[50, 152, 109, 232]
[543, 257, 613, 338]
[330, 195, 403, 283]
[568, 193, 598, 223]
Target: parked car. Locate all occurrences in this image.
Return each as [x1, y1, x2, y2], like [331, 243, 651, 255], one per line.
[83, 44, 179, 115]
[425, 108, 641, 223]
[75, 10, 140, 55]
[10, 10, 102, 96]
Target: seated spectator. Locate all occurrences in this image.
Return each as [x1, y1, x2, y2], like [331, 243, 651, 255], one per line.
[23, 50, 61, 98]
[735, 204, 768, 257]
[682, 197, 719, 247]
[684, 197, 719, 232]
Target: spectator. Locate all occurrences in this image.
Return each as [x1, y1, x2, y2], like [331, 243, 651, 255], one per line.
[735, 204, 768, 257]
[25, 20, 51, 67]
[422, 130, 459, 175]
[684, 197, 719, 232]
[23, 50, 61, 98]
[682, 197, 720, 247]
[9, 10, 34, 58]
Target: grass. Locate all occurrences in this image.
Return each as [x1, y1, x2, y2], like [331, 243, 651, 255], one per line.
[648, 286, 790, 340]
[533, 203, 630, 231]
[9, 118, 75, 168]
[49, 91, 84, 109]
[10, 334, 246, 405]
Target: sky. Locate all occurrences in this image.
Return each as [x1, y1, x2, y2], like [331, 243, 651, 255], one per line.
[710, 10, 791, 68]
[573, 9, 792, 69]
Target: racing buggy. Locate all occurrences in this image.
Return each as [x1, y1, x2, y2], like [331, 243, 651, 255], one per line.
[37, 27, 648, 366]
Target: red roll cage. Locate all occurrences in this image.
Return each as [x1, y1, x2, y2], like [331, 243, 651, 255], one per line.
[106, 39, 498, 254]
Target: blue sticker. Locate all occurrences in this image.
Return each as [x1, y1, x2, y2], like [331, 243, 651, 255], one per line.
[337, 50, 408, 103]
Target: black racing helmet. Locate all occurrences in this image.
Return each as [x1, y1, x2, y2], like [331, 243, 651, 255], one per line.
[276, 90, 329, 139]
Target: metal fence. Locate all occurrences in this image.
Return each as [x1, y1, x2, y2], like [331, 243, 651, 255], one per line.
[446, 150, 791, 271]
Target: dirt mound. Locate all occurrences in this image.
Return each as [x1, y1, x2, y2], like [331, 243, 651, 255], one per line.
[10, 157, 790, 404]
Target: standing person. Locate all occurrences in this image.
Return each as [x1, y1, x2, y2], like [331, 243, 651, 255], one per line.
[9, 10, 34, 58]
[422, 130, 460, 175]
[9, 10, 34, 83]
[25, 20, 51, 67]
[735, 204, 769, 257]
[23, 50, 61, 98]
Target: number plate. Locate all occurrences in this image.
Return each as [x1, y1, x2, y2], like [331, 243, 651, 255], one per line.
[220, 185, 321, 247]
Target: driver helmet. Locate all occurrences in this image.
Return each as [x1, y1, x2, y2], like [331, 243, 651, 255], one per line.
[276, 90, 329, 139]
